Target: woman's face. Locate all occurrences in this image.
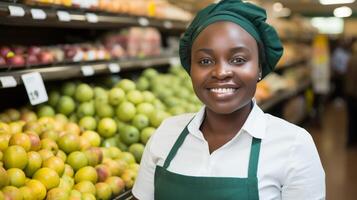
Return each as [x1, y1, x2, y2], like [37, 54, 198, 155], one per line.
[190, 21, 259, 114]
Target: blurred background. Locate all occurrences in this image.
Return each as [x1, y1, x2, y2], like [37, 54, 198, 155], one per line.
[0, 0, 356, 199]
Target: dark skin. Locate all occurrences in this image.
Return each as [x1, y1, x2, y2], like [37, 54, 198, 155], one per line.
[190, 21, 260, 153]
[132, 21, 260, 199]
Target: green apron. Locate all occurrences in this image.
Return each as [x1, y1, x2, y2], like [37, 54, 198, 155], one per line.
[154, 123, 262, 200]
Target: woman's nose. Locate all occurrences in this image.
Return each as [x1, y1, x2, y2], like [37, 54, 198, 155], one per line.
[211, 62, 233, 80]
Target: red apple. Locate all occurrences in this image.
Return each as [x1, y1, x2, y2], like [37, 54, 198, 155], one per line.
[7, 54, 25, 67]
[0, 46, 11, 57]
[12, 46, 26, 55]
[38, 51, 54, 64]
[28, 46, 41, 55]
[0, 56, 6, 67]
[26, 54, 39, 66]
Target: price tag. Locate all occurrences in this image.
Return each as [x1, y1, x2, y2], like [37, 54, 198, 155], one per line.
[86, 13, 98, 23]
[8, 5, 25, 17]
[108, 63, 120, 73]
[169, 57, 181, 67]
[21, 72, 48, 105]
[163, 21, 173, 29]
[81, 66, 95, 76]
[31, 9, 46, 20]
[138, 17, 150, 26]
[57, 11, 71, 22]
[0, 76, 17, 88]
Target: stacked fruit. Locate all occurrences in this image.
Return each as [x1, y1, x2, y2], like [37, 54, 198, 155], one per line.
[0, 112, 138, 200]
[136, 67, 202, 115]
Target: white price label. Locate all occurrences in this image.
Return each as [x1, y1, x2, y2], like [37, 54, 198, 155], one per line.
[138, 17, 150, 26]
[21, 72, 48, 105]
[86, 13, 98, 23]
[169, 57, 181, 67]
[57, 11, 71, 22]
[81, 66, 95, 76]
[31, 9, 46, 20]
[108, 63, 120, 73]
[163, 21, 173, 29]
[0, 76, 17, 88]
[8, 6, 25, 17]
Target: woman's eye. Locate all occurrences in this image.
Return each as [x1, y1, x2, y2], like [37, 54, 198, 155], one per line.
[198, 58, 213, 65]
[231, 57, 246, 64]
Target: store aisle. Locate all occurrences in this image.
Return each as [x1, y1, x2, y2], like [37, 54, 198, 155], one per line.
[305, 101, 357, 200]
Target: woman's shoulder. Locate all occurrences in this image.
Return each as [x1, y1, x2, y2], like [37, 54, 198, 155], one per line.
[264, 113, 314, 145]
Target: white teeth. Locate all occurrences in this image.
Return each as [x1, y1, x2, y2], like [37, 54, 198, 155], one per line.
[210, 88, 236, 93]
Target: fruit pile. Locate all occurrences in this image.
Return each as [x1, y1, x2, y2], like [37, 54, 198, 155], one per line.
[23, 0, 192, 21]
[136, 67, 202, 115]
[0, 27, 161, 68]
[0, 113, 138, 200]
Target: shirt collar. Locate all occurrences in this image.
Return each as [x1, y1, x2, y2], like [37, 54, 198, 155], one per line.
[187, 100, 267, 140]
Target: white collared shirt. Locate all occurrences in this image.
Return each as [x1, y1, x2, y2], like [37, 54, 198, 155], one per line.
[132, 101, 326, 200]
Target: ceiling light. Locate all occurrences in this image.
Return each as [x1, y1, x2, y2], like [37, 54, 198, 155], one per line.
[273, 2, 283, 12]
[334, 6, 353, 17]
[319, 0, 355, 5]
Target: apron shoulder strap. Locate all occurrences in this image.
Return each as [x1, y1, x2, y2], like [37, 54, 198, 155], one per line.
[248, 137, 262, 178]
[163, 117, 194, 169]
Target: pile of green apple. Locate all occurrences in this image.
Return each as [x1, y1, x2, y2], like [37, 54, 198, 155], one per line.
[34, 77, 168, 154]
[0, 114, 139, 200]
[136, 67, 202, 115]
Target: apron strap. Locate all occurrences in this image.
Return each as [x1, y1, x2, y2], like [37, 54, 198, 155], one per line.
[248, 137, 262, 178]
[163, 118, 194, 169]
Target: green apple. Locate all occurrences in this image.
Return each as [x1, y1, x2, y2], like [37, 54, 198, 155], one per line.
[95, 103, 114, 118]
[79, 117, 97, 131]
[126, 90, 144, 105]
[97, 118, 117, 138]
[136, 102, 155, 117]
[77, 101, 95, 118]
[66, 151, 88, 171]
[48, 91, 61, 107]
[116, 79, 136, 92]
[108, 88, 125, 106]
[142, 91, 156, 103]
[74, 166, 97, 184]
[95, 182, 112, 200]
[116, 101, 136, 122]
[37, 105, 55, 117]
[58, 134, 80, 154]
[57, 96, 76, 115]
[128, 143, 145, 163]
[24, 151, 42, 177]
[140, 127, 155, 144]
[120, 125, 139, 145]
[132, 114, 149, 130]
[75, 83, 94, 102]
[3, 145, 28, 170]
[33, 167, 60, 190]
[7, 168, 26, 187]
[61, 82, 77, 97]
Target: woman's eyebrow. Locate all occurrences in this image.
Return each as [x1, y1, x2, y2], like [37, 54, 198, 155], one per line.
[230, 46, 251, 54]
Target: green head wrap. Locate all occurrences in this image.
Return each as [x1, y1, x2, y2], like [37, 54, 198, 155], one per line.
[179, 0, 284, 78]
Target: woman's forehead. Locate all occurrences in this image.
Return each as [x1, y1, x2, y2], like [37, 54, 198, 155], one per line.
[192, 21, 257, 52]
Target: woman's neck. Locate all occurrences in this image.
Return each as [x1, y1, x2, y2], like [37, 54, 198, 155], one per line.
[200, 101, 253, 153]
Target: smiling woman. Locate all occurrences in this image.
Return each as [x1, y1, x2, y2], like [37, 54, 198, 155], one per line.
[132, 0, 325, 200]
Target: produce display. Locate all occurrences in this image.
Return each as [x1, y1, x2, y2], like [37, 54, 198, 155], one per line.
[276, 42, 311, 68]
[0, 27, 162, 69]
[23, 0, 193, 21]
[255, 66, 311, 103]
[0, 113, 138, 200]
[0, 65, 202, 199]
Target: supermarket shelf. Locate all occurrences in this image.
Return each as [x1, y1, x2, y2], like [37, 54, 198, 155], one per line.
[274, 58, 309, 73]
[113, 190, 133, 200]
[0, 56, 179, 88]
[0, 2, 188, 30]
[259, 79, 312, 111]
